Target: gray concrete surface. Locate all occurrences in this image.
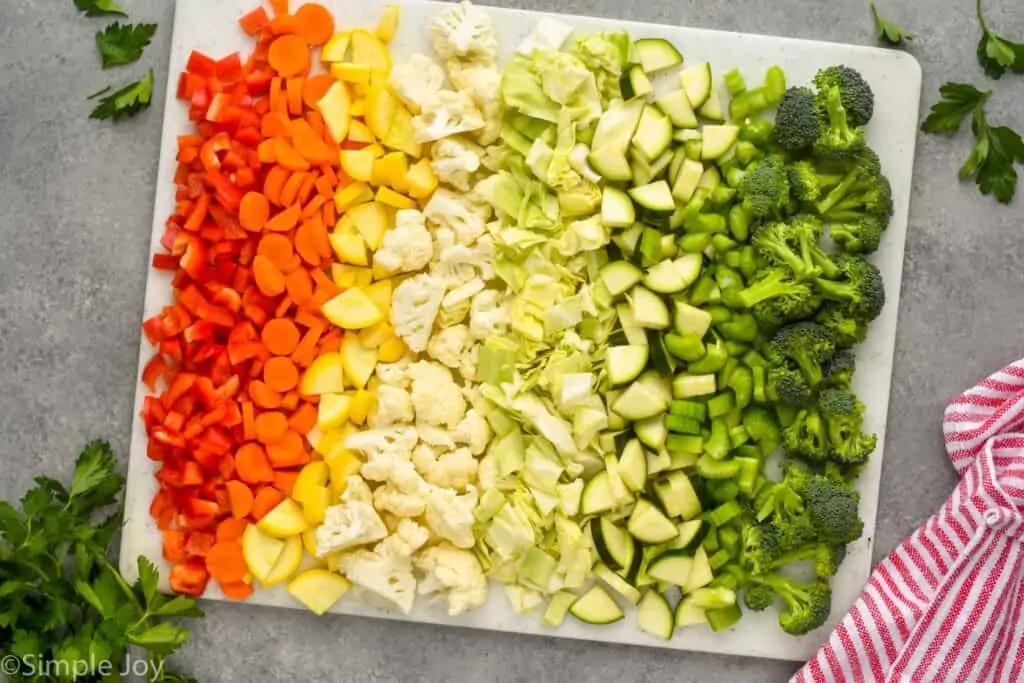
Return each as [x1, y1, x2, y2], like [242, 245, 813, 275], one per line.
[1, 0, 1023, 681]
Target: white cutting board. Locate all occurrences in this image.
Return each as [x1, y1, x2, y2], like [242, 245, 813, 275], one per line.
[121, 0, 922, 662]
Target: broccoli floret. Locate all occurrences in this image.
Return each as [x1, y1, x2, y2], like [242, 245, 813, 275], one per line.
[813, 86, 866, 163]
[743, 582, 778, 612]
[741, 518, 782, 575]
[767, 322, 837, 387]
[789, 214, 840, 280]
[736, 268, 814, 309]
[822, 349, 856, 388]
[751, 222, 819, 280]
[740, 157, 792, 220]
[819, 388, 877, 466]
[816, 304, 868, 349]
[782, 407, 830, 461]
[752, 573, 833, 636]
[814, 65, 875, 128]
[767, 366, 813, 405]
[783, 461, 865, 546]
[824, 174, 894, 223]
[830, 215, 886, 254]
[814, 254, 886, 322]
[755, 480, 818, 552]
[752, 292, 823, 331]
[815, 149, 883, 214]
[774, 87, 822, 152]
[788, 161, 844, 204]
[771, 542, 847, 579]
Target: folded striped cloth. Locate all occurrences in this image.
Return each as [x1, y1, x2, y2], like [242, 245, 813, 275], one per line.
[793, 361, 1024, 683]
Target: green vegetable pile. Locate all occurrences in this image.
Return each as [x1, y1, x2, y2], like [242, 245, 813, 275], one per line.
[0, 441, 200, 682]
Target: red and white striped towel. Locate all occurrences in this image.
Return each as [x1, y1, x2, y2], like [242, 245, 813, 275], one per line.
[793, 361, 1024, 683]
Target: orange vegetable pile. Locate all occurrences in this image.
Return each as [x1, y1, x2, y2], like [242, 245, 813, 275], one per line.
[141, 0, 364, 600]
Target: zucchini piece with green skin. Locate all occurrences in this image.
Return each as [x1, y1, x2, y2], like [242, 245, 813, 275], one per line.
[616, 302, 648, 346]
[701, 125, 740, 161]
[671, 157, 705, 204]
[656, 89, 699, 129]
[635, 415, 667, 450]
[570, 584, 624, 625]
[671, 519, 711, 553]
[613, 382, 668, 421]
[618, 438, 648, 492]
[606, 345, 649, 386]
[628, 498, 680, 544]
[635, 38, 683, 73]
[675, 595, 708, 628]
[680, 62, 713, 108]
[592, 517, 637, 571]
[612, 224, 643, 257]
[635, 371, 673, 404]
[629, 180, 675, 213]
[653, 470, 703, 519]
[673, 300, 713, 337]
[632, 106, 673, 160]
[637, 590, 675, 640]
[592, 98, 646, 152]
[643, 259, 690, 295]
[601, 186, 636, 227]
[698, 89, 725, 122]
[595, 563, 641, 604]
[621, 64, 654, 99]
[646, 549, 695, 586]
[646, 448, 672, 476]
[591, 148, 633, 183]
[599, 261, 644, 298]
[630, 286, 670, 329]
[580, 470, 617, 516]
[682, 546, 715, 593]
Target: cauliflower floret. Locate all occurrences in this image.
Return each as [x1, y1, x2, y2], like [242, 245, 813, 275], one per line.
[370, 385, 414, 427]
[459, 342, 480, 382]
[413, 90, 484, 143]
[415, 543, 489, 616]
[431, 238, 496, 287]
[431, 137, 483, 192]
[424, 188, 491, 246]
[374, 210, 434, 277]
[345, 427, 420, 490]
[453, 408, 492, 456]
[380, 519, 431, 556]
[430, 0, 498, 65]
[438, 279, 484, 327]
[373, 481, 428, 518]
[427, 324, 475, 369]
[424, 485, 478, 549]
[408, 361, 467, 428]
[376, 358, 412, 389]
[412, 444, 478, 490]
[338, 543, 417, 614]
[447, 64, 503, 145]
[391, 274, 446, 353]
[469, 289, 509, 340]
[314, 478, 388, 556]
[390, 54, 446, 114]
[417, 425, 457, 450]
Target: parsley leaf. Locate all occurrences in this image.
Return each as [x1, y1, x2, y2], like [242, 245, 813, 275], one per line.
[976, 0, 1024, 79]
[137, 555, 160, 606]
[871, 3, 913, 46]
[73, 0, 128, 17]
[89, 69, 154, 121]
[128, 621, 192, 655]
[921, 83, 991, 134]
[70, 439, 118, 498]
[96, 22, 157, 69]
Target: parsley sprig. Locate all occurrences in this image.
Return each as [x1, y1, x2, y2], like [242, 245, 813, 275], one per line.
[922, 83, 1024, 204]
[73, 0, 127, 18]
[977, 0, 1024, 79]
[0, 441, 202, 681]
[97, 22, 157, 69]
[870, 3, 913, 46]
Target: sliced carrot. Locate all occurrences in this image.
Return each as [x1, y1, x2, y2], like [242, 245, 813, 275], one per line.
[322, 202, 336, 228]
[305, 111, 325, 139]
[294, 219, 321, 266]
[285, 77, 304, 116]
[268, 35, 310, 78]
[262, 318, 301, 355]
[273, 138, 311, 172]
[264, 202, 301, 232]
[293, 3, 335, 45]
[255, 410, 289, 444]
[302, 74, 335, 110]
[268, 0, 289, 16]
[288, 403, 318, 435]
[242, 401, 256, 441]
[273, 469, 300, 495]
[257, 139, 277, 164]
[310, 268, 341, 297]
[301, 195, 326, 220]
[269, 76, 287, 115]
[291, 120, 333, 164]
[235, 443, 275, 484]
[314, 176, 334, 200]
[297, 172, 318, 206]
[280, 390, 301, 411]
[269, 14, 298, 35]
[252, 254, 286, 296]
[206, 541, 248, 583]
[261, 112, 292, 138]
[262, 165, 290, 205]
[264, 356, 300, 392]
[279, 171, 307, 207]
[239, 7, 269, 35]
[291, 321, 324, 368]
[257, 233, 295, 270]
[317, 330, 342, 354]
[225, 480, 255, 519]
[220, 580, 255, 601]
[251, 486, 285, 521]
[308, 215, 332, 259]
[285, 268, 314, 306]
[266, 429, 307, 468]
[320, 163, 338, 186]
[249, 380, 283, 408]
[216, 515, 248, 542]
[294, 308, 322, 329]
[239, 192, 270, 232]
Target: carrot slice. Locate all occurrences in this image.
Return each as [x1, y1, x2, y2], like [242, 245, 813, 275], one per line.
[251, 486, 285, 521]
[317, 330, 342, 354]
[261, 318, 301, 355]
[273, 469, 300, 495]
[280, 391, 301, 411]
[297, 172, 319, 206]
[262, 165, 290, 205]
[252, 254, 286, 296]
[264, 202, 301, 232]
[288, 403, 318, 435]
[314, 176, 334, 200]
[322, 202, 336, 228]
[220, 580, 255, 601]
[302, 74, 335, 110]
[291, 322, 324, 368]
[261, 112, 292, 138]
[291, 121, 333, 164]
[301, 195, 326, 220]
[235, 443, 275, 483]
[279, 171, 307, 207]
[255, 410, 289, 444]
[216, 516, 248, 542]
[294, 218, 321, 266]
[239, 7, 269, 35]
[266, 429, 307, 468]
[249, 380, 283, 409]
[206, 541, 249, 583]
[239, 192, 270, 232]
[257, 139, 277, 164]
[286, 77, 305, 116]
[242, 401, 256, 441]
[257, 233, 294, 270]
[308, 215, 332, 259]
[285, 268, 314, 306]
[268, 14, 298, 35]
[273, 138, 311, 172]
[263, 356, 300, 392]
[269, 0, 289, 16]
[294, 3, 335, 46]
[225, 480, 254, 519]
[268, 35, 310, 78]
[269, 76, 287, 115]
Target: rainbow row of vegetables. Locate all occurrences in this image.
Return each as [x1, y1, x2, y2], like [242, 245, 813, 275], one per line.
[142, 0, 891, 639]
